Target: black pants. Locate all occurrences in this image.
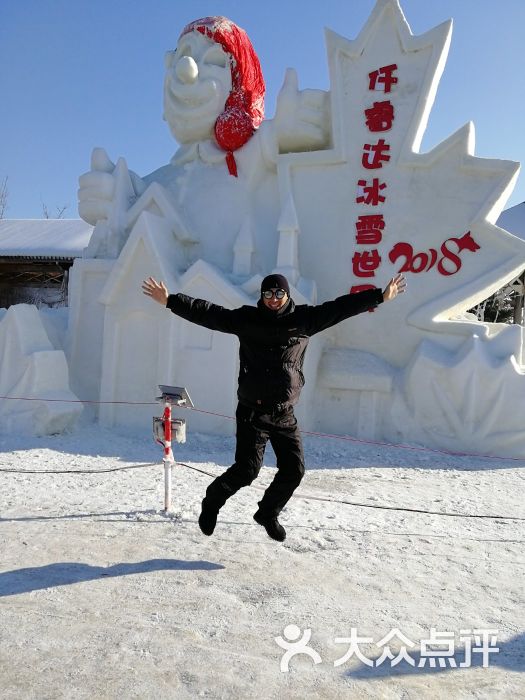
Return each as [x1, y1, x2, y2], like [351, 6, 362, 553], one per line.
[203, 403, 305, 518]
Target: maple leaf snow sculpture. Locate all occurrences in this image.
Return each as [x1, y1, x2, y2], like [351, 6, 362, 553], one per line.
[271, 0, 525, 455]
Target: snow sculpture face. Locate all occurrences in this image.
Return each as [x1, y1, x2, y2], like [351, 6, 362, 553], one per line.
[163, 30, 232, 144]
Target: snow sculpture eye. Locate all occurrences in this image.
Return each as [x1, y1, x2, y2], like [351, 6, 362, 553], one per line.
[177, 42, 192, 59]
[203, 45, 228, 68]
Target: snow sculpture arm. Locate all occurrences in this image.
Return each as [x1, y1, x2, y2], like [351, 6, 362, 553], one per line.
[78, 148, 146, 225]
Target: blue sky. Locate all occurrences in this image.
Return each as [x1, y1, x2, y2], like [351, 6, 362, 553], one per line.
[2, 0, 524, 219]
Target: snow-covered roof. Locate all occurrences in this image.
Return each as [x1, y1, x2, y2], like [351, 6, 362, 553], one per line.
[497, 202, 525, 241]
[0, 206, 522, 259]
[0, 219, 93, 259]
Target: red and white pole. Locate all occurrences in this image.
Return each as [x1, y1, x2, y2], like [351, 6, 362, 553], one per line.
[163, 399, 174, 512]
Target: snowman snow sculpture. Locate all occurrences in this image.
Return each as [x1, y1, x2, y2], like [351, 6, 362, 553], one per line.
[78, 16, 329, 275]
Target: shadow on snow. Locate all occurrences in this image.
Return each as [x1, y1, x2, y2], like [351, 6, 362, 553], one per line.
[0, 558, 225, 597]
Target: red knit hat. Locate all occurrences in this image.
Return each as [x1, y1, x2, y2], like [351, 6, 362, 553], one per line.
[180, 16, 265, 177]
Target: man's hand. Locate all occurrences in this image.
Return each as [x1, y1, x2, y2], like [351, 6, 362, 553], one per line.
[142, 277, 169, 306]
[382, 273, 407, 302]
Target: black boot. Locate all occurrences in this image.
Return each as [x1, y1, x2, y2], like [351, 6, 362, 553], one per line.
[198, 498, 219, 536]
[253, 510, 286, 542]
[198, 478, 234, 536]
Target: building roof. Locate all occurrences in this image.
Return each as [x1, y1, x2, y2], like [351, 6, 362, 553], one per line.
[0, 205, 522, 260]
[0, 219, 93, 259]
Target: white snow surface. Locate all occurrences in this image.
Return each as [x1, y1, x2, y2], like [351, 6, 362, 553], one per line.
[0, 219, 93, 258]
[1, 420, 524, 699]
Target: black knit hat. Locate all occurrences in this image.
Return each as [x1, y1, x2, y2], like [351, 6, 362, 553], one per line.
[260, 273, 290, 296]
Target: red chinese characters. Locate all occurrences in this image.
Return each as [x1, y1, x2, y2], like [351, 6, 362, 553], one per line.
[356, 178, 387, 206]
[352, 249, 382, 278]
[362, 139, 391, 169]
[350, 60, 480, 296]
[350, 284, 377, 294]
[368, 64, 398, 93]
[351, 64, 399, 300]
[365, 101, 395, 132]
[355, 214, 385, 245]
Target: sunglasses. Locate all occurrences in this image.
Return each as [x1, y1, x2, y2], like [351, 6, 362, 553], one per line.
[263, 288, 287, 300]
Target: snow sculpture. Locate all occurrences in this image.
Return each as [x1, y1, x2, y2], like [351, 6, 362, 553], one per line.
[67, 1, 525, 456]
[72, 14, 328, 434]
[0, 305, 82, 435]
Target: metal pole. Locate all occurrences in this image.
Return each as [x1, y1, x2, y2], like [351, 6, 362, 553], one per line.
[164, 462, 173, 513]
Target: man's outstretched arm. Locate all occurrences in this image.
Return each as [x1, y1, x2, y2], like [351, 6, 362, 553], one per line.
[304, 273, 407, 336]
[141, 277, 240, 334]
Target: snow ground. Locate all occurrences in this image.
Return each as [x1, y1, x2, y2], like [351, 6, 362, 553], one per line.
[1, 421, 524, 699]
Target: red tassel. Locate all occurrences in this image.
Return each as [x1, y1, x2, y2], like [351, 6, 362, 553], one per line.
[225, 151, 238, 177]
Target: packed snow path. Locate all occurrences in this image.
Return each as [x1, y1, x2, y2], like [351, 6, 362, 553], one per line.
[1, 426, 524, 699]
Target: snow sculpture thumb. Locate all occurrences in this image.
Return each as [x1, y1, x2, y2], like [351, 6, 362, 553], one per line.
[78, 148, 116, 225]
[273, 67, 330, 152]
[80, 149, 139, 259]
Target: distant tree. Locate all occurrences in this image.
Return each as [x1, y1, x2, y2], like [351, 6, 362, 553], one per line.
[512, 272, 525, 324]
[469, 272, 525, 324]
[0, 176, 8, 218]
[42, 202, 68, 219]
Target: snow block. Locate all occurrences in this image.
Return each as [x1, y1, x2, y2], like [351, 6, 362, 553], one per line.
[0, 304, 82, 435]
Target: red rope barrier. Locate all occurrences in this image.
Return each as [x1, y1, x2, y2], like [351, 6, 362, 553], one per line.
[1, 394, 524, 462]
[0, 395, 157, 405]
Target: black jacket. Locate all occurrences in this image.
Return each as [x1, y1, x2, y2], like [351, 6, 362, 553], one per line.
[166, 288, 383, 411]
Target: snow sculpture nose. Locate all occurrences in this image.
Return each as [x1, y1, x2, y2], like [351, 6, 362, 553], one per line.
[176, 55, 199, 84]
